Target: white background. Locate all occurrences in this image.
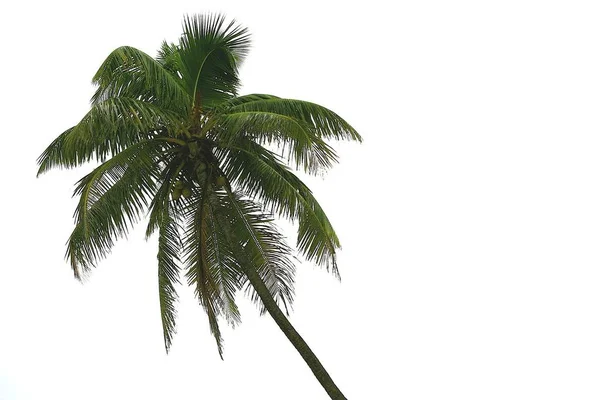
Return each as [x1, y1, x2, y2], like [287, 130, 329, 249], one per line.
[1, 1, 600, 399]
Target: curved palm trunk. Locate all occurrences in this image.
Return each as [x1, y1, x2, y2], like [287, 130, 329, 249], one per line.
[241, 263, 347, 400]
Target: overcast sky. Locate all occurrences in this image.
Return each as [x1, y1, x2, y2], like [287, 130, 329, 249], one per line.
[1, 1, 599, 399]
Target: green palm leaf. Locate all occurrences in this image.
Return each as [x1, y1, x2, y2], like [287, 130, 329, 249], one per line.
[203, 192, 244, 326]
[214, 110, 338, 174]
[178, 14, 251, 108]
[219, 190, 296, 314]
[156, 41, 185, 78]
[37, 97, 181, 175]
[217, 139, 341, 276]
[92, 46, 191, 114]
[223, 96, 362, 142]
[145, 158, 185, 352]
[181, 185, 227, 358]
[67, 139, 169, 278]
[156, 204, 182, 353]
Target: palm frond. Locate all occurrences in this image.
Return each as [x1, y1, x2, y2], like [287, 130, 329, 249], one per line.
[219, 190, 296, 314]
[213, 110, 338, 174]
[36, 127, 76, 175]
[156, 41, 184, 77]
[204, 192, 243, 326]
[156, 203, 182, 353]
[144, 157, 185, 353]
[91, 46, 191, 114]
[223, 96, 362, 142]
[37, 97, 181, 175]
[217, 139, 340, 276]
[178, 14, 251, 108]
[214, 93, 280, 111]
[181, 185, 226, 358]
[145, 157, 185, 239]
[66, 139, 169, 278]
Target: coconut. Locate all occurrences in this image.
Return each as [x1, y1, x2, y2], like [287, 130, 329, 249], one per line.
[172, 187, 182, 200]
[215, 175, 226, 187]
[174, 180, 185, 189]
[188, 141, 199, 156]
[182, 187, 192, 198]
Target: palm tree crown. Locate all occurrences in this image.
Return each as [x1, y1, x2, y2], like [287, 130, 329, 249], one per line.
[38, 14, 360, 400]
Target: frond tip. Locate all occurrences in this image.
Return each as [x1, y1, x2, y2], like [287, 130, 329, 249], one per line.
[157, 205, 181, 353]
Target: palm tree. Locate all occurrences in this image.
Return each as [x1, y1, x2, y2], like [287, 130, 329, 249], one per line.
[37, 14, 361, 400]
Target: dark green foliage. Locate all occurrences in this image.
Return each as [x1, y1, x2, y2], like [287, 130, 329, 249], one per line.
[38, 13, 361, 357]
